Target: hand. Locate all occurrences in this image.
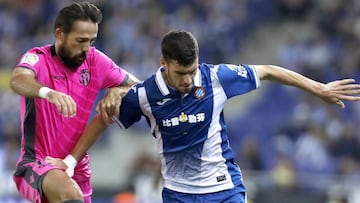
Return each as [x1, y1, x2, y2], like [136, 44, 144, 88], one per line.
[45, 156, 75, 177]
[46, 90, 77, 117]
[96, 87, 129, 125]
[319, 79, 360, 108]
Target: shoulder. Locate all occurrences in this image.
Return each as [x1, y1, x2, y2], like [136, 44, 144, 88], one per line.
[88, 47, 109, 59]
[126, 75, 157, 96]
[211, 63, 253, 77]
[26, 45, 50, 54]
[19, 45, 51, 66]
[198, 63, 214, 75]
[136, 75, 156, 90]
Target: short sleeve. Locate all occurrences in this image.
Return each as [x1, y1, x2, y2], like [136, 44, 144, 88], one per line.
[17, 49, 44, 76]
[94, 49, 127, 88]
[216, 64, 260, 98]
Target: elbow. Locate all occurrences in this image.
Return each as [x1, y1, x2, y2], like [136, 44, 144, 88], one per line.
[9, 71, 23, 94]
[9, 77, 18, 93]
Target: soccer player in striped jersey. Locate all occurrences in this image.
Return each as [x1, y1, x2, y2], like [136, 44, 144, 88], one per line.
[48, 30, 360, 203]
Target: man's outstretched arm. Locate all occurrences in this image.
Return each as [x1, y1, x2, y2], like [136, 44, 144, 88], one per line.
[254, 65, 360, 108]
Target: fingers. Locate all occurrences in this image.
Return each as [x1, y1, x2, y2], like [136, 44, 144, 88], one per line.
[336, 95, 360, 101]
[324, 79, 360, 103]
[333, 84, 360, 101]
[98, 98, 117, 125]
[336, 84, 360, 94]
[44, 156, 74, 178]
[335, 100, 345, 109]
[47, 91, 77, 117]
[114, 96, 121, 118]
[97, 89, 123, 124]
[329, 78, 355, 86]
[99, 100, 110, 124]
[44, 156, 53, 163]
[44, 156, 68, 170]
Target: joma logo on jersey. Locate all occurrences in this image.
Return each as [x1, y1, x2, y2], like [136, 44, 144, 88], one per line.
[157, 98, 171, 105]
[162, 112, 205, 127]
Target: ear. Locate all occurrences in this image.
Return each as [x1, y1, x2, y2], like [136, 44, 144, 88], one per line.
[55, 28, 64, 42]
[160, 57, 166, 68]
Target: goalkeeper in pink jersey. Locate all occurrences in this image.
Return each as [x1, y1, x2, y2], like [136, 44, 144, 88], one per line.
[9, 2, 139, 203]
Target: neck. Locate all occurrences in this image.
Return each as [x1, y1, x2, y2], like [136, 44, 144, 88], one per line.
[162, 70, 175, 90]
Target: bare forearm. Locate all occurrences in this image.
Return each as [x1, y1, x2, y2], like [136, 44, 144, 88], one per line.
[10, 67, 44, 98]
[256, 65, 323, 95]
[124, 71, 141, 86]
[71, 114, 108, 161]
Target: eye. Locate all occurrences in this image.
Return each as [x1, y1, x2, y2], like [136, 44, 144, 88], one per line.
[77, 39, 87, 43]
[176, 72, 187, 76]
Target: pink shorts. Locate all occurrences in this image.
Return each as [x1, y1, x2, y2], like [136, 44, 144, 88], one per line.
[13, 159, 92, 203]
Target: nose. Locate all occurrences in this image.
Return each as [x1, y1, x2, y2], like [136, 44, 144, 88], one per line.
[82, 41, 91, 53]
[183, 74, 192, 85]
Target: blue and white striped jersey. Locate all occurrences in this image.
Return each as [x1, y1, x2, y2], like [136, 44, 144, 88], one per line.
[115, 63, 260, 194]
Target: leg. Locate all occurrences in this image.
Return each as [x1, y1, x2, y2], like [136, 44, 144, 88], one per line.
[42, 169, 83, 203]
[13, 160, 84, 203]
[162, 187, 195, 203]
[204, 186, 246, 203]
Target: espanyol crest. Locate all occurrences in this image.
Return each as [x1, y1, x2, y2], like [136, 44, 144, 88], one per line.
[193, 87, 206, 99]
[80, 69, 91, 86]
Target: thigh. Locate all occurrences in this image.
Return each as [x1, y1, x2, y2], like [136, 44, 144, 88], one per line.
[42, 169, 83, 202]
[13, 160, 59, 202]
[13, 160, 84, 203]
[162, 187, 246, 203]
[205, 187, 246, 203]
[162, 187, 196, 203]
[221, 191, 246, 203]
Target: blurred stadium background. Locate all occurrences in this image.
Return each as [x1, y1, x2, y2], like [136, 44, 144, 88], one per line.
[1, 0, 360, 202]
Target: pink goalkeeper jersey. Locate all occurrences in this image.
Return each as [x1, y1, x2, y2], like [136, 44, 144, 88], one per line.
[16, 45, 126, 181]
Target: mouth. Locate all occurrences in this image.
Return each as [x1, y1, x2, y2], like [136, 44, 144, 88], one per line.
[182, 85, 192, 92]
[77, 52, 87, 59]
[76, 55, 86, 62]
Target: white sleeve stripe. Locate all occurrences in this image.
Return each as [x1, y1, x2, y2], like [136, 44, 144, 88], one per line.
[249, 65, 261, 88]
[112, 116, 125, 129]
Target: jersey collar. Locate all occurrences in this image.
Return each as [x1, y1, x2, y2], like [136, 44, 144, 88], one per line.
[155, 66, 202, 96]
[50, 45, 56, 56]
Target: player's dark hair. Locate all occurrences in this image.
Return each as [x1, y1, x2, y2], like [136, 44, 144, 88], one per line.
[54, 2, 102, 34]
[161, 30, 199, 66]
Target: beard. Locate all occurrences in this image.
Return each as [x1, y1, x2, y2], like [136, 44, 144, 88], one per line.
[58, 45, 87, 71]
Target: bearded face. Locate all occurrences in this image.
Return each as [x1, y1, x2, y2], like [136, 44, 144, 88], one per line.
[58, 41, 87, 70]
[56, 20, 98, 71]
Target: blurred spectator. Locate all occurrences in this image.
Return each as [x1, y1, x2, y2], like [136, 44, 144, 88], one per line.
[293, 124, 334, 173]
[0, 124, 21, 198]
[271, 154, 296, 190]
[129, 150, 162, 203]
[274, 0, 314, 21]
[236, 135, 263, 171]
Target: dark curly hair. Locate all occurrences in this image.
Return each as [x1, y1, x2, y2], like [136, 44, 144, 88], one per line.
[54, 2, 102, 34]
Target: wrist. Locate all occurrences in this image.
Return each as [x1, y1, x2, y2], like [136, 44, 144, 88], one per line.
[38, 87, 53, 99]
[63, 154, 77, 169]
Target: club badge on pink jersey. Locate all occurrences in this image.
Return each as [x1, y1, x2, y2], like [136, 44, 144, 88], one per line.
[80, 69, 91, 86]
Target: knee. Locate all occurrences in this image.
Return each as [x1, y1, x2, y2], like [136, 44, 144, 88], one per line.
[60, 183, 84, 201]
[42, 169, 85, 202]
